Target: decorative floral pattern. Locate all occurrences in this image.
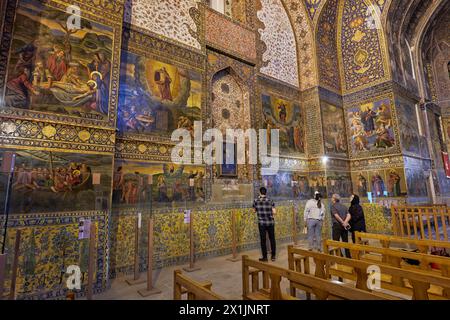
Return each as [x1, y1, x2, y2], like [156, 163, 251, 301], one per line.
[257, 0, 299, 87]
[124, 0, 201, 50]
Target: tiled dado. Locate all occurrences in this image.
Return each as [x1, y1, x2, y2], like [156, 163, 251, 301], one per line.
[0, 211, 109, 300]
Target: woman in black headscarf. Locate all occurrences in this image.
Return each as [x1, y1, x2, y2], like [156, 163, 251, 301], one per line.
[348, 194, 367, 243]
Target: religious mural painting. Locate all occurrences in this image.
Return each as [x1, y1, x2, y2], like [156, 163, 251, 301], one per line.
[405, 168, 429, 198]
[347, 97, 396, 156]
[326, 171, 352, 198]
[262, 170, 309, 200]
[112, 161, 206, 208]
[118, 51, 202, 137]
[351, 168, 406, 198]
[395, 100, 426, 157]
[262, 94, 305, 156]
[321, 102, 347, 156]
[2, 0, 114, 121]
[0, 149, 112, 214]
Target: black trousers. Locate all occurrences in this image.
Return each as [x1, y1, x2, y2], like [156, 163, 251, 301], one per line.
[259, 224, 276, 258]
[332, 224, 351, 258]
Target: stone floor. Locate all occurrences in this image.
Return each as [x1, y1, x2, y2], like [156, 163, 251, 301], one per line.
[95, 240, 309, 300]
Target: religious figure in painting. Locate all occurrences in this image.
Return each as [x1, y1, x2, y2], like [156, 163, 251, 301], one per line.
[278, 103, 287, 123]
[262, 95, 304, 155]
[348, 99, 395, 153]
[387, 170, 401, 197]
[375, 123, 395, 149]
[155, 67, 173, 101]
[4, 67, 40, 109]
[4, 0, 114, 119]
[371, 173, 385, 197]
[118, 54, 201, 136]
[357, 173, 368, 196]
[361, 107, 377, 134]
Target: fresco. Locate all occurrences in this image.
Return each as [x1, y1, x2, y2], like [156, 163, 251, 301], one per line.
[326, 172, 352, 198]
[351, 168, 407, 198]
[262, 171, 310, 200]
[395, 101, 425, 157]
[262, 94, 305, 156]
[3, 0, 113, 121]
[0, 149, 112, 214]
[118, 51, 202, 136]
[405, 168, 429, 198]
[112, 161, 206, 208]
[347, 98, 396, 155]
[321, 102, 348, 156]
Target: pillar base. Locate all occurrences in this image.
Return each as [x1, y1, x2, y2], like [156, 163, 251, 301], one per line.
[182, 266, 201, 272]
[138, 287, 162, 297]
[226, 255, 241, 262]
[126, 278, 146, 286]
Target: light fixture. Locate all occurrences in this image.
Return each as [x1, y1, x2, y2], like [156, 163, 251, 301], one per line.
[321, 156, 329, 165]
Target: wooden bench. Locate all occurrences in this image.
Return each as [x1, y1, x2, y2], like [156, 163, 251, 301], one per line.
[355, 232, 450, 255]
[173, 270, 223, 300]
[242, 255, 396, 300]
[288, 245, 450, 300]
[323, 240, 450, 298]
[391, 205, 449, 241]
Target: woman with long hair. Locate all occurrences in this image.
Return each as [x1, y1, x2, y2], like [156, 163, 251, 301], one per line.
[348, 194, 367, 243]
[304, 191, 325, 251]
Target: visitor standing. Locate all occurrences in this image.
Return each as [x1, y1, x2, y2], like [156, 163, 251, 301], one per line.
[253, 187, 277, 262]
[348, 194, 367, 243]
[304, 191, 325, 251]
[331, 193, 351, 258]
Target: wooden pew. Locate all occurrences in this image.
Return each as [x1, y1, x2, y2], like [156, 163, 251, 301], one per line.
[391, 205, 449, 241]
[288, 245, 450, 300]
[323, 240, 450, 298]
[242, 255, 396, 300]
[173, 270, 223, 300]
[354, 232, 450, 254]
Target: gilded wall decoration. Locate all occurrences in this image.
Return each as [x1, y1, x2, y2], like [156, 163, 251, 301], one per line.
[262, 93, 305, 156]
[303, 94, 324, 157]
[281, 0, 318, 90]
[0, 148, 112, 214]
[317, 0, 341, 92]
[346, 96, 400, 158]
[338, 0, 390, 93]
[112, 160, 206, 209]
[0, 117, 115, 154]
[114, 137, 176, 162]
[0, 0, 122, 128]
[304, 0, 323, 20]
[205, 8, 257, 62]
[118, 50, 202, 139]
[123, 0, 202, 50]
[256, 0, 299, 87]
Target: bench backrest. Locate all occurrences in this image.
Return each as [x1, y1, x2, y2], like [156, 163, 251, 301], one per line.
[173, 270, 223, 300]
[355, 232, 450, 254]
[391, 205, 449, 241]
[242, 255, 395, 300]
[324, 239, 450, 283]
[288, 245, 450, 299]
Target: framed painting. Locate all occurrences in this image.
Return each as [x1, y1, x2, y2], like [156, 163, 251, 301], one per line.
[218, 142, 237, 177]
[0, 0, 121, 127]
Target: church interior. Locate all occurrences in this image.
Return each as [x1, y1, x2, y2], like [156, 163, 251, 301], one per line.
[0, 0, 449, 302]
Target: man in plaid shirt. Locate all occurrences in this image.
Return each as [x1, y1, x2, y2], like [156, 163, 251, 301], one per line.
[252, 187, 277, 262]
